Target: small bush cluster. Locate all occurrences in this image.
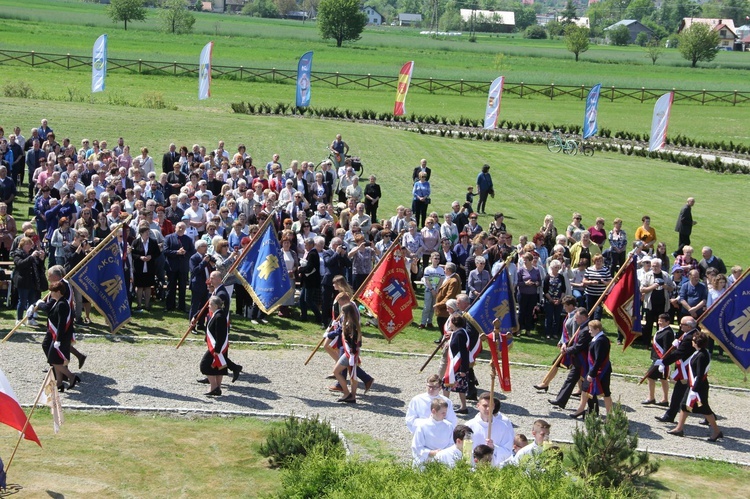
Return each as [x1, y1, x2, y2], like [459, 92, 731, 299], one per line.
[259, 415, 344, 469]
[3, 80, 34, 98]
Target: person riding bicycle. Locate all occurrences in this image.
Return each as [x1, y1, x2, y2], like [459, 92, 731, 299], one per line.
[330, 134, 349, 169]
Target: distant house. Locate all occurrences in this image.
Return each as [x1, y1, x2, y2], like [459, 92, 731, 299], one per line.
[398, 13, 422, 26]
[604, 19, 653, 44]
[679, 18, 737, 50]
[286, 11, 310, 21]
[363, 6, 383, 25]
[201, 1, 212, 12]
[460, 9, 515, 32]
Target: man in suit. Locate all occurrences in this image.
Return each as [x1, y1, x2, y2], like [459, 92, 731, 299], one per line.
[655, 316, 699, 423]
[189, 240, 213, 331]
[113, 167, 134, 197]
[549, 308, 591, 409]
[164, 222, 195, 312]
[25, 139, 43, 201]
[412, 158, 431, 183]
[162, 143, 178, 174]
[299, 236, 324, 326]
[699, 246, 726, 276]
[674, 197, 696, 252]
[321, 237, 352, 325]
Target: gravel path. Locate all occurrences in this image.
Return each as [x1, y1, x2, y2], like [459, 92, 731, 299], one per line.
[2, 334, 749, 464]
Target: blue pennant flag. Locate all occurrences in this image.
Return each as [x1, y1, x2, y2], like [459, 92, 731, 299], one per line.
[69, 237, 131, 333]
[234, 222, 294, 314]
[700, 269, 750, 373]
[296, 51, 313, 108]
[466, 266, 518, 335]
[583, 83, 601, 139]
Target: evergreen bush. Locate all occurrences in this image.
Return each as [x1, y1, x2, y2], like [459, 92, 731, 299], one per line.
[259, 415, 344, 469]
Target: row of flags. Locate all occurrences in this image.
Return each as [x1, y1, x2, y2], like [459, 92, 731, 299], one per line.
[90, 35, 677, 145]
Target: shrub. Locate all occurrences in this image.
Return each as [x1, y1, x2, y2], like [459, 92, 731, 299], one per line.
[3, 80, 34, 99]
[524, 25, 547, 39]
[569, 403, 658, 488]
[259, 415, 344, 469]
[142, 92, 176, 110]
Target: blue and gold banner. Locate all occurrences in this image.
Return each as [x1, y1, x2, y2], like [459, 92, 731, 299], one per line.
[234, 222, 294, 315]
[466, 266, 517, 335]
[69, 238, 131, 333]
[296, 51, 313, 108]
[700, 269, 750, 373]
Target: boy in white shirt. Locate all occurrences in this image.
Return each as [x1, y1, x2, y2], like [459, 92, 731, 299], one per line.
[411, 398, 454, 466]
[507, 419, 550, 466]
[465, 393, 514, 466]
[434, 424, 473, 468]
[405, 374, 458, 433]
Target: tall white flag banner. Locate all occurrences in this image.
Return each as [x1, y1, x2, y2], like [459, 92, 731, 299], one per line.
[198, 41, 214, 101]
[91, 34, 108, 93]
[648, 91, 674, 152]
[483, 76, 504, 130]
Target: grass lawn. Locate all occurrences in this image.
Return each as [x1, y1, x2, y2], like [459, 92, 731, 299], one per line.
[3, 410, 747, 497]
[2, 410, 282, 497]
[2, 95, 749, 387]
[3, 0, 750, 89]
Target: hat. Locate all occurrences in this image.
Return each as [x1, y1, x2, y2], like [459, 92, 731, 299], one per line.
[641, 256, 652, 264]
[671, 265, 684, 273]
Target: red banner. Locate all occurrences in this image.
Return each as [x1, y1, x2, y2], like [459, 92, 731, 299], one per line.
[355, 243, 416, 341]
[393, 61, 414, 116]
[485, 331, 511, 392]
[603, 257, 643, 351]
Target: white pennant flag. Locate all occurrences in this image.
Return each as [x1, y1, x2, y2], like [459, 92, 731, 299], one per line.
[648, 92, 674, 152]
[483, 76, 504, 130]
[198, 41, 213, 101]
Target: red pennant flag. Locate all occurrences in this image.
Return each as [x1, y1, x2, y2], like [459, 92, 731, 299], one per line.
[486, 331, 512, 392]
[0, 369, 41, 447]
[393, 61, 414, 116]
[356, 243, 417, 341]
[603, 257, 643, 350]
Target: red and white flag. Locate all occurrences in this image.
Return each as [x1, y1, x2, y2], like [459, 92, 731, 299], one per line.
[486, 331, 512, 392]
[393, 61, 414, 116]
[0, 368, 41, 447]
[648, 91, 673, 151]
[355, 243, 417, 341]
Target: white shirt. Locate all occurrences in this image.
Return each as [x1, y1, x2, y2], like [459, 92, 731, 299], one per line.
[405, 393, 457, 433]
[506, 440, 542, 466]
[434, 444, 463, 468]
[411, 417, 454, 465]
[465, 413, 514, 466]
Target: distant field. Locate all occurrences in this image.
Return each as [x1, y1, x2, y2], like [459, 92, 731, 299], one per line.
[2, 0, 750, 90]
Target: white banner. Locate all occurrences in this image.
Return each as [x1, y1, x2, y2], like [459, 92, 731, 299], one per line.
[483, 76, 504, 130]
[648, 92, 673, 152]
[92, 34, 107, 93]
[199, 41, 213, 101]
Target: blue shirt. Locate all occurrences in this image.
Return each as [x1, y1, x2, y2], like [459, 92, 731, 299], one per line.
[412, 181, 430, 200]
[680, 280, 707, 308]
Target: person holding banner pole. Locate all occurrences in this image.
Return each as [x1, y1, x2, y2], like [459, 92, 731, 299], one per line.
[570, 320, 612, 419]
[200, 295, 229, 397]
[43, 281, 79, 392]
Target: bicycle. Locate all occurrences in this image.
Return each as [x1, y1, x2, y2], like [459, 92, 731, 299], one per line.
[546, 130, 578, 155]
[315, 148, 365, 178]
[577, 141, 595, 157]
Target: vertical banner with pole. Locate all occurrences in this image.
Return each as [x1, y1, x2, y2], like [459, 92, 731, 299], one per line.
[483, 76, 504, 130]
[582, 83, 601, 139]
[198, 41, 213, 101]
[648, 91, 674, 151]
[296, 51, 313, 108]
[393, 61, 414, 116]
[92, 34, 108, 93]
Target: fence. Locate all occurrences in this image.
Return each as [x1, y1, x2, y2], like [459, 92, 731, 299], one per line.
[1, 49, 748, 106]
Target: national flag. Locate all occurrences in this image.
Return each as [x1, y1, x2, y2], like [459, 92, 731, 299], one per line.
[486, 331, 512, 392]
[393, 61, 414, 116]
[0, 368, 41, 447]
[648, 91, 673, 151]
[199, 41, 213, 101]
[603, 256, 642, 350]
[68, 237, 131, 333]
[465, 266, 518, 336]
[355, 243, 417, 341]
[234, 221, 294, 315]
[582, 83, 601, 139]
[92, 34, 107, 93]
[38, 371, 64, 434]
[296, 51, 313, 108]
[483, 76, 504, 130]
[699, 268, 750, 373]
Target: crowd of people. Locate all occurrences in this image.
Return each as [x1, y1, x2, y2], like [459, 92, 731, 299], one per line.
[0, 120, 738, 438]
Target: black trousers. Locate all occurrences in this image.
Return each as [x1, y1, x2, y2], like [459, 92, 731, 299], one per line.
[166, 270, 187, 310]
[664, 379, 689, 421]
[477, 190, 489, 213]
[553, 358, 584, 409]
[678, 232, 691, 250]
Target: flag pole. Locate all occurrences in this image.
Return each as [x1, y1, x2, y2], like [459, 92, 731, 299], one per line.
[536, 255, 633, 387]
[2, 216, 132, 344]
[487, 367, 496, 441]
[175, 210, 275, 349]
[305, 312, 343, 365]
[637, 344, 675, 385]
[4, 370, 51, 475]
[419, 335, 447, 372]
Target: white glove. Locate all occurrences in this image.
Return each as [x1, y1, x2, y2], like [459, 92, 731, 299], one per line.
[53, 341, 61, 349]
[26, 305, 35, 319]
[35, 299, 45, 307]
[658, 364, 665, 374]
[654, 359, 663, 367]
[672, 339, 680, 348]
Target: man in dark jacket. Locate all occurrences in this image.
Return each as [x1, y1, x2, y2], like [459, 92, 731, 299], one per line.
[164, 222, 195, 312]
[549, 308, 591, 410]
[189, 240, 213, 331]
[299, 236, 324, 326]
[674, 197, 696, 252]
[321, 237, 351, 326]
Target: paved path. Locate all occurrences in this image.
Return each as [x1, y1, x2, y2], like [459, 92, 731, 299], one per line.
[1, 335, 749, 464]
